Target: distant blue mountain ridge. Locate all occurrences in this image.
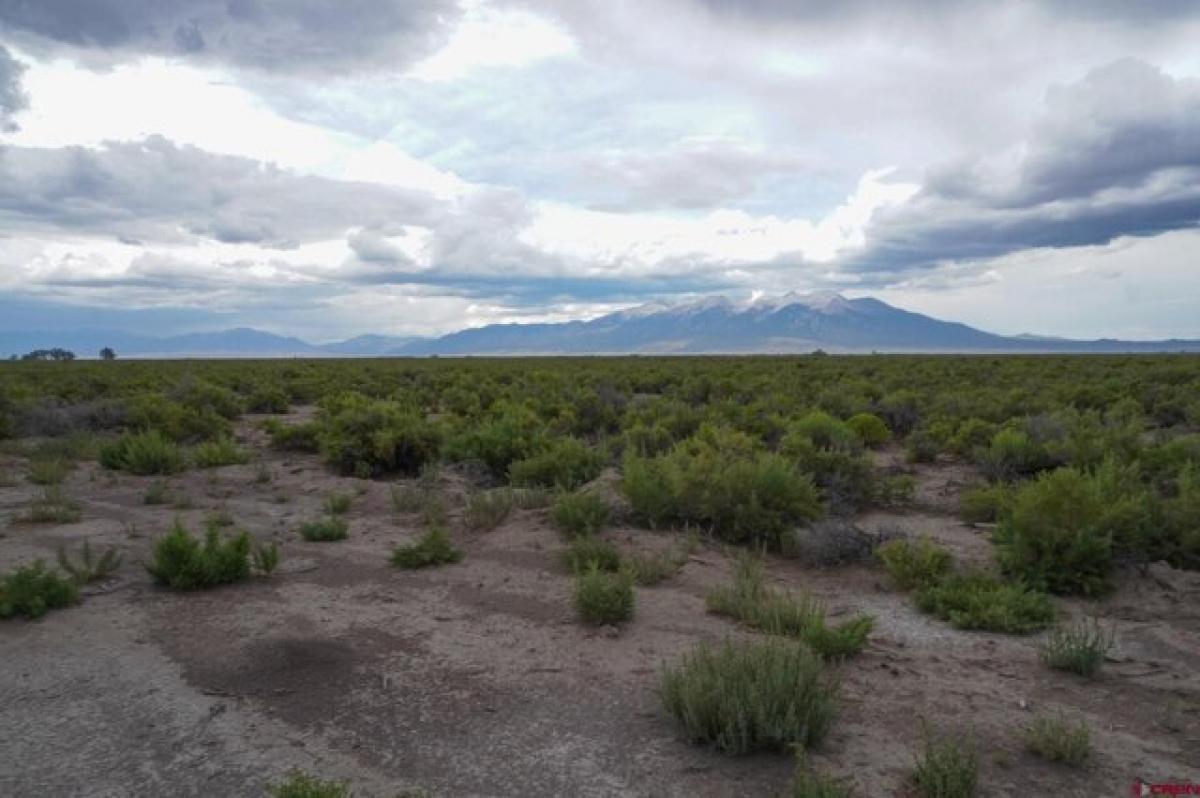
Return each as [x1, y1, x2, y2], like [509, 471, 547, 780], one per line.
[4, 293, 1199, 357]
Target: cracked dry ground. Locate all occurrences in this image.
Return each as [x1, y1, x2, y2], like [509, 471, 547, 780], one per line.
[1, 412, 1198, 797]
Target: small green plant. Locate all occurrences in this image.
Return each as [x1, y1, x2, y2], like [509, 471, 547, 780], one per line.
[253, 542, 281, 575]
[264, 420, 321, 453]
[390, 483, 427, 513]
[268, 770, 351, 798]
[1022, 713, 1091, 766]
[1038, 617, 1113, 677]
[100, 430, 186, 475]
[915, 571, 1054, 634]
[624, 541, 691, 586]
[551, 491, 610, 536]
[846, 412, 891, 447]
[658, 638, 838, 755]
[707, 555, 872, 659]
[464, 488, 514, 531]
[28, 457, 72, 485]
[391, 526, 462, 569]
[959, 483, 1010, 525]
[206, 507, 234, 528]
[143, 480, 170, 505]
[560, 535, 621, 574]
[573, 564, 635, 625]
[24, 487, 82, 523]
[790, 753, 854, 798]
[875, 474, 916, 508]
[911, 724, 978, 798]
[145, 520, 252, 590]
[324, 492, 352, 515]
[511, 486, 553, 509]
[299, 516, 349, 542]
[56, 539, 122, 583]
[0, 560, 80, 619]
[192, 436, 250, 468]
[876, 536, 953, 590]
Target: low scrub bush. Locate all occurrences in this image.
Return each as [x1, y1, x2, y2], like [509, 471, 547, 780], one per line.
[959, 483, 1010, 524]
[28, 457, 72, 485]
[790, 759, 853, 798]
[1022, 713, 1091, 767]
[192, 436, 250, 468]
[146, 520, 252, 590]
[846, 412, 890, 447]
[708, 555, 872, 659]
[0, 560, 80, 619]
[143, 480, 170, 505]
[551, 491, 611, 536]
[100, 430, 187, 475]
[391, 526, 462, 569]
[253, 542, 281, 575]
[904, 430, 941, 464]
[624, 426, 823, 547]
[268, 770, 350, 798]
[24, 487, 82, 523]
[509, 436, 605, 490]
[444, 403, 545, 479]
[625, 540, 692, 586]
[316, 393, 441, 478]
[875, 474, 916, 508]
[560, 535, 621, 574]
[246, 386, 290, 414]
[323, 492, 352, 515]
[976, 428, 1052, 481]
[573, 564, 635, 625]
[300, 516, 348, 542]
[876, 536, 953, 590]
[658, 638, 838, 754]
[127, 393, 231, 443]
[511, 486, 553, 510]
[781, 415, 875, 513]
[1038, 617, 1113, 678]
[264, 419, 321, 453]
[915, 571, 1054, 633]
[56, 539, 122, 583]
[911, 724, 978, 798]
[463, 488, 514, 531]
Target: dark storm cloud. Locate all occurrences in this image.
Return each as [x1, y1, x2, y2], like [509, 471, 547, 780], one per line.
[0, 44, 27, 130]
[849, 59, 1200, 273]
[0, 135, 439, 246]
[0, 0, 459, 73]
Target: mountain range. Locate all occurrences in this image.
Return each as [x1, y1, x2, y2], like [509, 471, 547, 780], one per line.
[5, 293, 1200, 357]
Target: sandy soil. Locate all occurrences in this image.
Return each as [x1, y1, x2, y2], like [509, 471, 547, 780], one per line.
[1, 417, 1197, 797]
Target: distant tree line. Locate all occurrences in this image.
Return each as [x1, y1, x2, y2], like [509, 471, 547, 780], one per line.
[4, 347, 116, 361]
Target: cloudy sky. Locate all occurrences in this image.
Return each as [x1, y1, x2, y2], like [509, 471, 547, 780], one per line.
[1, 1, 1198, 342]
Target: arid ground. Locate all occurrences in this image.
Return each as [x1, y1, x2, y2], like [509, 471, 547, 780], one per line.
[2, 410, 1197, 797]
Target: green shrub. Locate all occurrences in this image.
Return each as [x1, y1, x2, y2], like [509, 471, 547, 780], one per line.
[143, 480, 170, 505]
[911, 724, 978, 798]
[390, 483, 428, 514]
[876, 536, 953, 590]
[323, 492, 352, 515]
[24, 487, 82, 523]
[391, 526, 462, 569]
[316, 393, 441, 478]
[246, 386, 290, 414]
[905, 430, 941, 464]
[625, 426, 824, 547]
[511, 486, 553, 510]
[253, 542, 281, 575]
[28, 457, 72, 485]
[192, 436, 250, 468]
[56, 539, 122, 583]
[959, 483, 1010, 524]
[707, 555, 872, 659]
[560, 535, 621, 574]
[100, 430, 186, 475]
[781, 415, 875, 513]
[875, 474, 916, 508]
[1038, 617, 1112, 678]
[977, 428, 1051, 481]
[0, 561, 80, 619]
[995, 464, 1149, 595]
[509, 436, 605, 490]
[463, 488, 514, 531]
[268, 770, 350, 798]
[573, 564, 635, 625]
[300, 516, 348, 542]
[146, 520, 252, 590]
[444, 403, 545, 478]
[264, 419, 321, 452]
[127, 393, 232, 443]
[915, 571, 1054, 633]
[790, 756, 854, 798]
[1022, 713, 1090, 767]
[625, 542, 691, 586]
[846, 412, 890, 447]
[551, 491, 611, 536]
[658, 638, 837, 755]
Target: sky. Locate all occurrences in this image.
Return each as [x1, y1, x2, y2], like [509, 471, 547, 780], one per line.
[0, 1, 1198, 343]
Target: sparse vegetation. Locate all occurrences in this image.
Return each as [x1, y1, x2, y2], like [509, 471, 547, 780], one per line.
[659, 638, 838, 754]
[790, 755, 854, 798]
[299, 516, 349, 542]
[1038, 617, 1113, 677]
[911, 724, 978, 798]
[268, 770, 351, 798]
[572, 564, 635, 625]
[253, 542, 281, 575]
[876, 536, 953, 590]
[56, 539, 122, 583]
[551, 491, 611, 536]
[100, 430, 187, 475]
[390, 526, 462, 569]
[192, 436, 250, 468]
[24, 487, 83, 523]
[146, 519, 252, 590]
[0, 560, 81, 619]
[560, 535, 621, 574]
[1022, 713, 1091, 766]
[915, 570, 1054, 634]
[28, 456, 72, 485]
[324, 492, 352, 515]
[463, 488, 514, 531]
